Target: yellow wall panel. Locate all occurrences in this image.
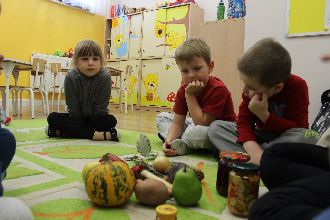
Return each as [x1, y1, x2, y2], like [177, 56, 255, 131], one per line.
[0, 0, 105, 99]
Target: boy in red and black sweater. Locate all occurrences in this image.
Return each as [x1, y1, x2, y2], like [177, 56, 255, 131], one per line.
[208, 38, 320, 165]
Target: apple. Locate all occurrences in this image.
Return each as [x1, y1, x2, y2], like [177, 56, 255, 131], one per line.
[82, 161, 100, 183]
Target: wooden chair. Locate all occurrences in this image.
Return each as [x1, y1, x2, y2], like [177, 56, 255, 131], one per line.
[111, 65, 134, 115]
[0, 85, 15, 111]
[47, 63, 63, 112]
[9, 58, 48, 119]
[0, 70, 24, 114]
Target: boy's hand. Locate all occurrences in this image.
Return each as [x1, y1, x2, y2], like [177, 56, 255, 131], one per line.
[185, 80, 205, 95]
[162, 139, 177, 156]
[243, 141, 263, 166]
[248, 91, 270, 123]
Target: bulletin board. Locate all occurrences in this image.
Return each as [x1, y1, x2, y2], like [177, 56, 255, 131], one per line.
[286, 0, 330, 37]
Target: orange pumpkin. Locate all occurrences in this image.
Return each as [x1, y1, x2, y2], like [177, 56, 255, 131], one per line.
[85, 154, 136, 207]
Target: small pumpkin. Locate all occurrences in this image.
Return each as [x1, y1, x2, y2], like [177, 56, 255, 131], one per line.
[85, 154, 136, 207]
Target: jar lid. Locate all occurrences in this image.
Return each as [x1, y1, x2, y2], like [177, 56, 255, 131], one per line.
[156, 204, 178, 217]
[220, 151, 250, 162]
[232, 162, 260, 172]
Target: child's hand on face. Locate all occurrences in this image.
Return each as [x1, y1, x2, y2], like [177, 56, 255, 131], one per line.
[185, 80, 205, 95]
[162, 140, 177, 157]
[248, 91, 269, 119]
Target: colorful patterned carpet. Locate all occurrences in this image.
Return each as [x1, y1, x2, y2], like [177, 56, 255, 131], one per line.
[3, 119, 268, 220]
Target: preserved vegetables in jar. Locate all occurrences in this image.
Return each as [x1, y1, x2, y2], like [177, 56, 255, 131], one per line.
[227, 162, 260, 217]
[216, 151, 250, 197]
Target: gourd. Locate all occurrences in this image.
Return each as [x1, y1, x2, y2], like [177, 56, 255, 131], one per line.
[85, 154, 136, 207]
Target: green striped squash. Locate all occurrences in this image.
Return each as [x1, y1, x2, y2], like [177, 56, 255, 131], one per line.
[85, 155, 136, 207]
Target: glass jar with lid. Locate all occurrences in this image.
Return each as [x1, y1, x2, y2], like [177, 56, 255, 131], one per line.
[156, 204, 178, 220]
[227, 162, 260, 217]
[216, 151, 250, 197]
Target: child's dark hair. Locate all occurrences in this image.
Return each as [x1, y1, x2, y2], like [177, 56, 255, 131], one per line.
[175, 38, 211, 65]
[237, 38, 291, 88]
[72, 39, 104, 66]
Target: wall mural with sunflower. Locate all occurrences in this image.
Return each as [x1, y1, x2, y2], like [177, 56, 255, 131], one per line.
[154, 5, 189, 55]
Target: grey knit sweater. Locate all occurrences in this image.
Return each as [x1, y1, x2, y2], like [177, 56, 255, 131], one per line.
[64, 68, 111, 123]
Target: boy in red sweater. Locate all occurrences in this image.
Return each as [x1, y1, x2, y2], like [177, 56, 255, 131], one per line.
[157, 38, 236, 156]
[208, 38, 320, 165]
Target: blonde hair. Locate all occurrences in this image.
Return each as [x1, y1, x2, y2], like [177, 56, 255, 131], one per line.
[175, 38, 211, 65]
[72, 39, 104, 67]
[237, 38, 291, 88]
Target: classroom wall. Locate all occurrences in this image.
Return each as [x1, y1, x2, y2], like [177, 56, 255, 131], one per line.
[0, 0, 105, 99]
[245, 0, 330, 126]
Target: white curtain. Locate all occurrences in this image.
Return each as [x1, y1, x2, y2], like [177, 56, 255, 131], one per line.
[79, 0, 106, 15]
[61, 0, 106, 15]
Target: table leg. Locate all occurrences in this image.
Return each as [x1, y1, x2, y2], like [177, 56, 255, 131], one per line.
[2, 63, 16, 116]
[12, 70, 19, 116]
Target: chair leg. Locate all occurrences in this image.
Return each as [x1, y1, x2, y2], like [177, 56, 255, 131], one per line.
[58, 89, 62, 112]
[15, 89, 19, 116]
[40, 92, 45, 115]
[130, 91, 133, 114]
[0, 90, 5, 110]
[45, 92, 49, 115]
[125, 91, 128, 115]
[52, 87, 55, 111]
[119, 90, 123, 113]
[19, 90, 23, 116]
[30, 90, 34, 119]
[11, 90, 15, 116]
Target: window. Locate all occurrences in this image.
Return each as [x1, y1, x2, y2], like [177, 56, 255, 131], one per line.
[53, 0, 106, 15]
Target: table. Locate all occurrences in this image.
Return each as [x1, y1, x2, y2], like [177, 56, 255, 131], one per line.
[104, 66, 122, 77]
[0, 58, 32, 116]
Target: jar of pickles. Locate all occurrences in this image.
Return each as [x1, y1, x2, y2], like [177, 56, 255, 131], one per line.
[216, 151, 250, 197]
[227, 162, 260, 217]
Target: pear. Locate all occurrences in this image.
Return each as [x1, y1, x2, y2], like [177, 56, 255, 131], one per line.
[172, 164, 202, 206]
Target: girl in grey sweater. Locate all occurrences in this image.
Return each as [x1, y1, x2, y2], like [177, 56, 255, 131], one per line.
[46, 39, 119, 141]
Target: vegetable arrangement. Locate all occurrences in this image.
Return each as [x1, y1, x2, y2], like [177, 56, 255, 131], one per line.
[81, 135, 205, 208]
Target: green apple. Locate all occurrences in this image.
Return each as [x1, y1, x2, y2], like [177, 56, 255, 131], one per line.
[82, 161, 100, 183]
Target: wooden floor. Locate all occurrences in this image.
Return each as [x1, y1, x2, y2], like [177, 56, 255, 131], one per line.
[7, 103, 173, 135]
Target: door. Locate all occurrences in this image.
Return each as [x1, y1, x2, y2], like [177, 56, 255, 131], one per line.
[141, 9, 166, 57]
[109, 16, 130, 59]
[140, 59, 163, 106]
[128, 14, 143, 58]
[160, 58, 181, 107]
[165, 5, 190, 56]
